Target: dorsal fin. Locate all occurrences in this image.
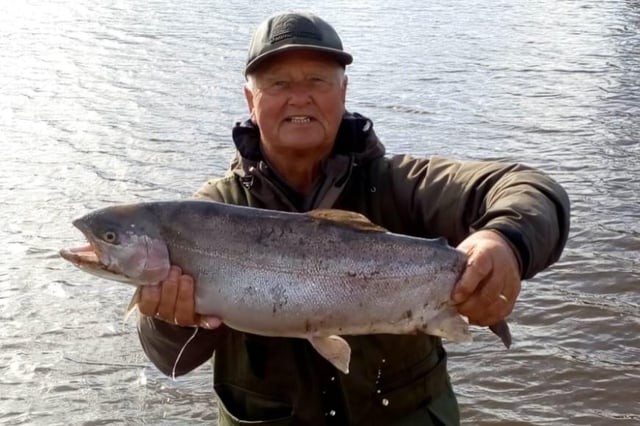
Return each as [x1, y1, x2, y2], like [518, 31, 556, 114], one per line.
[306, 209, 388, 233]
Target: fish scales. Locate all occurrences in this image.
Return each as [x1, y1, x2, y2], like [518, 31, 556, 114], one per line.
[153, 202, 465, 336]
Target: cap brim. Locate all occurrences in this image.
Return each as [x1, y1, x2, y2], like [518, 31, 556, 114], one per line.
[244, 45, 353, 77]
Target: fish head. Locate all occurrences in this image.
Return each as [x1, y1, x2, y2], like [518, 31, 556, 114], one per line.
[60, 204, 171, 286]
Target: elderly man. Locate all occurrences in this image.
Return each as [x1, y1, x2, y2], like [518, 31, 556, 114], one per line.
[136, 12, 570, 426]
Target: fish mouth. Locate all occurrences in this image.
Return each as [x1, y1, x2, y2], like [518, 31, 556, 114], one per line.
[60, 244, 100, 266]
[60, 230, 171, 286]
[59, 244, 110, 272]
[60, 242, 138, 284]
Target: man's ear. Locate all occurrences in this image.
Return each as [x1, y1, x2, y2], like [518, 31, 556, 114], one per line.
[244, 84, 255, 116]
[341, 75, 348, 104]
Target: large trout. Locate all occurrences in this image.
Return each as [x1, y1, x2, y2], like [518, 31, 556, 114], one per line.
[60, 200, 511, 373]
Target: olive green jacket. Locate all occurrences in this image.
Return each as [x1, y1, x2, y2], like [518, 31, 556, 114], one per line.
[138, 112, 570, 425]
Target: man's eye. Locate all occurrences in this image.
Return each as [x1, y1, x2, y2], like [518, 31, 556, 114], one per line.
[309, 77, 333, 91]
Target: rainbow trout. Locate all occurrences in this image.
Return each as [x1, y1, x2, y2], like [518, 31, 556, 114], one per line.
[60, 200, 511, 373]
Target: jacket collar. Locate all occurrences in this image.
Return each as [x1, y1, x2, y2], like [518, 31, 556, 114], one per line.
[230, 111, 385, 166]
[227, 111, 386, 211]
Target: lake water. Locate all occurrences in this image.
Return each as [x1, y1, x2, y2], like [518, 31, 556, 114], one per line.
[1, 0, 638, 424]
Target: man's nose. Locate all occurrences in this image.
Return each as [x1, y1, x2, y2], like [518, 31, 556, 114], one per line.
[287, 81, 313, 104]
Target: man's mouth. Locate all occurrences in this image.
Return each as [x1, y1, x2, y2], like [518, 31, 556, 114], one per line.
[287, 116, 312, 124]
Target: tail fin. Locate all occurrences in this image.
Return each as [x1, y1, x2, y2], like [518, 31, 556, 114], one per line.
[489, 320, 512, 348]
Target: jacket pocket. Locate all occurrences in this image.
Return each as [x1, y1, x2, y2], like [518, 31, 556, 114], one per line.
[374, 347, 459, 426]
[214, 382, 294, 426]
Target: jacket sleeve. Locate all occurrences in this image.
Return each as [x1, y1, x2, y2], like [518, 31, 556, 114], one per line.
[136, 179, 230, 377]
[387, 155, 570, 279]
[137, 315, 224, 377]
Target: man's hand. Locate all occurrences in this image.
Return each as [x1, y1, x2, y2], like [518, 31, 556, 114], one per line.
[452, 230, 521, 326]
[137, 265, 222, 329]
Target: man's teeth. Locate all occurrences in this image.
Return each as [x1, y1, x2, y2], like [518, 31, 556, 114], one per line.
[289, 116, 311, 123]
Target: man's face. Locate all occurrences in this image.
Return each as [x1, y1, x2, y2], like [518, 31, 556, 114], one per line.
[244, 50, 347, 160]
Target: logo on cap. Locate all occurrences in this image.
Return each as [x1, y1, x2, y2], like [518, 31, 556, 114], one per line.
[269, 16, 321, 44]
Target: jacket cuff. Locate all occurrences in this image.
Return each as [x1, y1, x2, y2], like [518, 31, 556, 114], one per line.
[482, 226, 529, 279]
[137, 314, 219, 377]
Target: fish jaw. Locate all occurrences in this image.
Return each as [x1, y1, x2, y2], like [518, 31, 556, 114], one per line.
[59, 244, 138, 284]
[61, 216, 171, 286]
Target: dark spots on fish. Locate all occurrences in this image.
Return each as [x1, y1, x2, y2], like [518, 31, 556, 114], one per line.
[256, 225, 289, 246]
[256, 227, 275, 245]
[403, 309, 413, 320]
[305, 319, 312, 332]
[415, 317, 431, 334]
[269, 284, 288, 312]
[271, 302, 288, 315]
[435, 300, 448, 310]
[346, 270, 381, 281]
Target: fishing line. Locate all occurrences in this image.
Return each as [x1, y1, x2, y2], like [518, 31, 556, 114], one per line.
[172, 326, 200, 380]
[63, 356, 146, 369]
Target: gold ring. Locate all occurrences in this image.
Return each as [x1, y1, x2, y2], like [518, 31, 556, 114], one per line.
[498, 294, 508, 303]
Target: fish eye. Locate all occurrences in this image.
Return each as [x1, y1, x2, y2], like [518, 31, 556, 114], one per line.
[103, 231, 118, 244]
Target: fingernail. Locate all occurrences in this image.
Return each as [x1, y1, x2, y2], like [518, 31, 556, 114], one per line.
[199, 319, 214, 329]
[199, 317, 221, 329]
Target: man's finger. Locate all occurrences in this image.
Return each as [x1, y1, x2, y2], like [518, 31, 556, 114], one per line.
[452, 247, 493, 304]
[197, 315, 223, 329]
[174, 274, 196, 325]
[156, 266, 181, 320]
[475, 272, 505, 305]
[137, 285, 161, 317]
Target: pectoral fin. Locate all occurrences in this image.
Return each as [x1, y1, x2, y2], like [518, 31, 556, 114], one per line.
[123, 287, 142, 324]
[308, 335, 352, 374]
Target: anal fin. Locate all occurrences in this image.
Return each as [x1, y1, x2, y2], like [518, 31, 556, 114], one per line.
[421, 310, 472, 344]
[308, 335, 352, 374]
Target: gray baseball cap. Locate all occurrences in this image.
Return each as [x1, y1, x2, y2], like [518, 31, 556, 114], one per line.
[244, 12, 353, 77]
